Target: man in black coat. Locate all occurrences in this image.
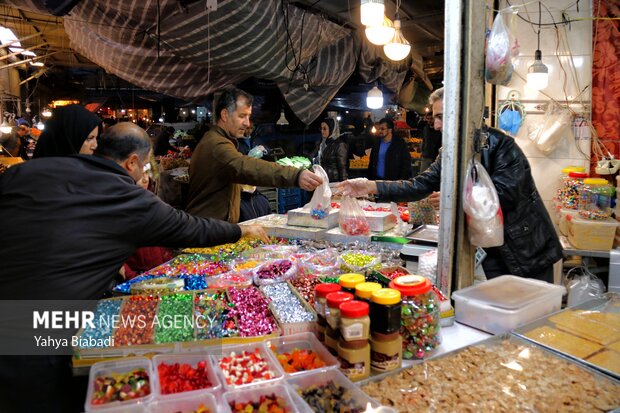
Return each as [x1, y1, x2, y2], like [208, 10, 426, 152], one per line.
[0, 123, 267, 412]
[336, 88, 562, 282]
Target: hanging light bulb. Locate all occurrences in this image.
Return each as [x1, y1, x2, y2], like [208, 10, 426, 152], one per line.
[527, 3, 549, 91]
[366, 85, 383, 109]
[371, 125, 377, 134]
[360, 0, 385, 27]
[365, 16, 395, 46]
[0, 118, 12, 134]
[36, 121, 45, 131]
[41, 107, 52, 117]
[527, 50, 549, 90]
[276, 110, 289, 125]
[383, 18, 411, 61]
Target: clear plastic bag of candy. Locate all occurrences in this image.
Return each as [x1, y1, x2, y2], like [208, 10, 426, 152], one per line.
[253, 259, 297, 285]
[297, 248, 340, 277]
[338, 196, 371, 236]
[308, 165, 332, 219]
[337, 251, 381, 274]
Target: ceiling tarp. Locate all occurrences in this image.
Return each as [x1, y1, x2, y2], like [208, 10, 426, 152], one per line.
[10, 0, 415, 124]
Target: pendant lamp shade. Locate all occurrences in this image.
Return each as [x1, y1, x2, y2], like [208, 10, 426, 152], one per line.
[276, 110, 289, 125]
[383, 19, 411, 61]
[360, 0, 385, 27]
[527, 50, 549, 90]
[365, 16, 395, 46]
[366, 86, 384, 109]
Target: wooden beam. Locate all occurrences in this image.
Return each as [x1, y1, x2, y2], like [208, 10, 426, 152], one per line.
[0, 32, 44, 49]
[0, 42, 48, 61]
[0, 51, 61, 70]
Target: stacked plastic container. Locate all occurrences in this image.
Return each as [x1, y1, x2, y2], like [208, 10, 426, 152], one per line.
[556, 170, 588, 235]
[84, 333, 395, 412]
[567, 177, 618, 251]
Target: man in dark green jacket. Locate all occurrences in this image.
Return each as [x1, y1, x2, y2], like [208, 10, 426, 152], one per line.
[186, 87, 322, 223]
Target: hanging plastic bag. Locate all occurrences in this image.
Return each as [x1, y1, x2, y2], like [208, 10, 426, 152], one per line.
[564, 267, 606, 307]
[339, 196, 371, 236]
[463, 159, 504, 247]
[390, 202, 411, 236]
[463, 159, 500, 221]
[485, 10, 514, 85]
[307, 165, 332, 219]
[530, 101, 574, 155]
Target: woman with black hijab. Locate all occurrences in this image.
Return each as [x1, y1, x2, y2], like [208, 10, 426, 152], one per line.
[317, 118, 348, 182]
[33, 105, 102, 158]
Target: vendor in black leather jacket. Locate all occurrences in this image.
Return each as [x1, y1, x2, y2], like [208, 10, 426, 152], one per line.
[336, 88, 562, 283]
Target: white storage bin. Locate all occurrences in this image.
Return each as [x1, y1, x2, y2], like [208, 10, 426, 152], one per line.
[451, 275, 566, 334]
[567, 215, 618, 251]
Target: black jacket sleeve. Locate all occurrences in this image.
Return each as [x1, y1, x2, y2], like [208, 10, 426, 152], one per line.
[337, 140, 349, 181]
[376, 153, 441, 202]
[139, 190, 242, 247]
[367, 142, 379, 180]
[398, 140, 412, 180]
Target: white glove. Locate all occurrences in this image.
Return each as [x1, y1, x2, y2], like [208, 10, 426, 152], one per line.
[334, 178, 373, 197]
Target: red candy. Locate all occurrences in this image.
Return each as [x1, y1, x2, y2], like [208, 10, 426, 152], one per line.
[340, 217, 370, 236]
[157, 360, 213, 395]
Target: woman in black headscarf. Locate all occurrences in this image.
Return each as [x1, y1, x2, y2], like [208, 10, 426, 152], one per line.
[33, 105, 102, 158]
[318, 118, 348, 182]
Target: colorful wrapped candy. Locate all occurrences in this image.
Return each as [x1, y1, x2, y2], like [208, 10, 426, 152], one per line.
[91, 368, 150, 405]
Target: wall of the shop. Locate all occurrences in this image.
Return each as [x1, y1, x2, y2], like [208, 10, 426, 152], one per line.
[497, 0, 593, 217]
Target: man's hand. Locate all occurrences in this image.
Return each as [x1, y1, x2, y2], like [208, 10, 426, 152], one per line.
[334, 178, 378, 197]
[239, 224, 270, 244]
[298, 169, 322, 191]
[428, 191, 440, 209]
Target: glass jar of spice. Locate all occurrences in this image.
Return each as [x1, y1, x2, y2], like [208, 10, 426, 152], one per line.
[339, 300, 370, 341]
[369, 331, 402, 373]
[314, 283, 342, 318]
[339, 273, 365, 294]
[369, 288, 401, 335]
[389, 275, 440, 360]
[325, 291, 354, 329]
[337, 339, 370, 381]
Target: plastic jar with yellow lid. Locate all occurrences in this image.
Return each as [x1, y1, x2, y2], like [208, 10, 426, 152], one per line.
[339, 273, 366, 294]
[369, 288, 401, 335]
[580, 178, 615, 220]
[354, 282, 382, 303]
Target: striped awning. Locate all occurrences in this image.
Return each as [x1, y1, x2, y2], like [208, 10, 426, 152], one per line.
[14, 0, 413, 124]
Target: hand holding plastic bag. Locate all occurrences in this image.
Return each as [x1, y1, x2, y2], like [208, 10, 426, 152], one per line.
[306, 165, 332, 219]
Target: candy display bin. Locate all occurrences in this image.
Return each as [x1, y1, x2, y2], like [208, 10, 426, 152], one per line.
[152, 353, 221, 399]
[567, 215, 618, 251]
[558, 208, 578, 236]
[85, 357, 155, 411]
[211, 342, 284, 391]
[150, 392, 218, 413]
[223, 383, 305, 413]
[285, 368, 393, 413]
[264, 332, 340, 376]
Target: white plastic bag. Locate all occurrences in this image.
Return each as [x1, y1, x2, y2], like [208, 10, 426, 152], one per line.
[530, 101, 574, 155]
[463, 159, 504, 247]
[307, 165, 331, 219]
[565, 267, 606, 307]
[485, 11, 514, 85]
